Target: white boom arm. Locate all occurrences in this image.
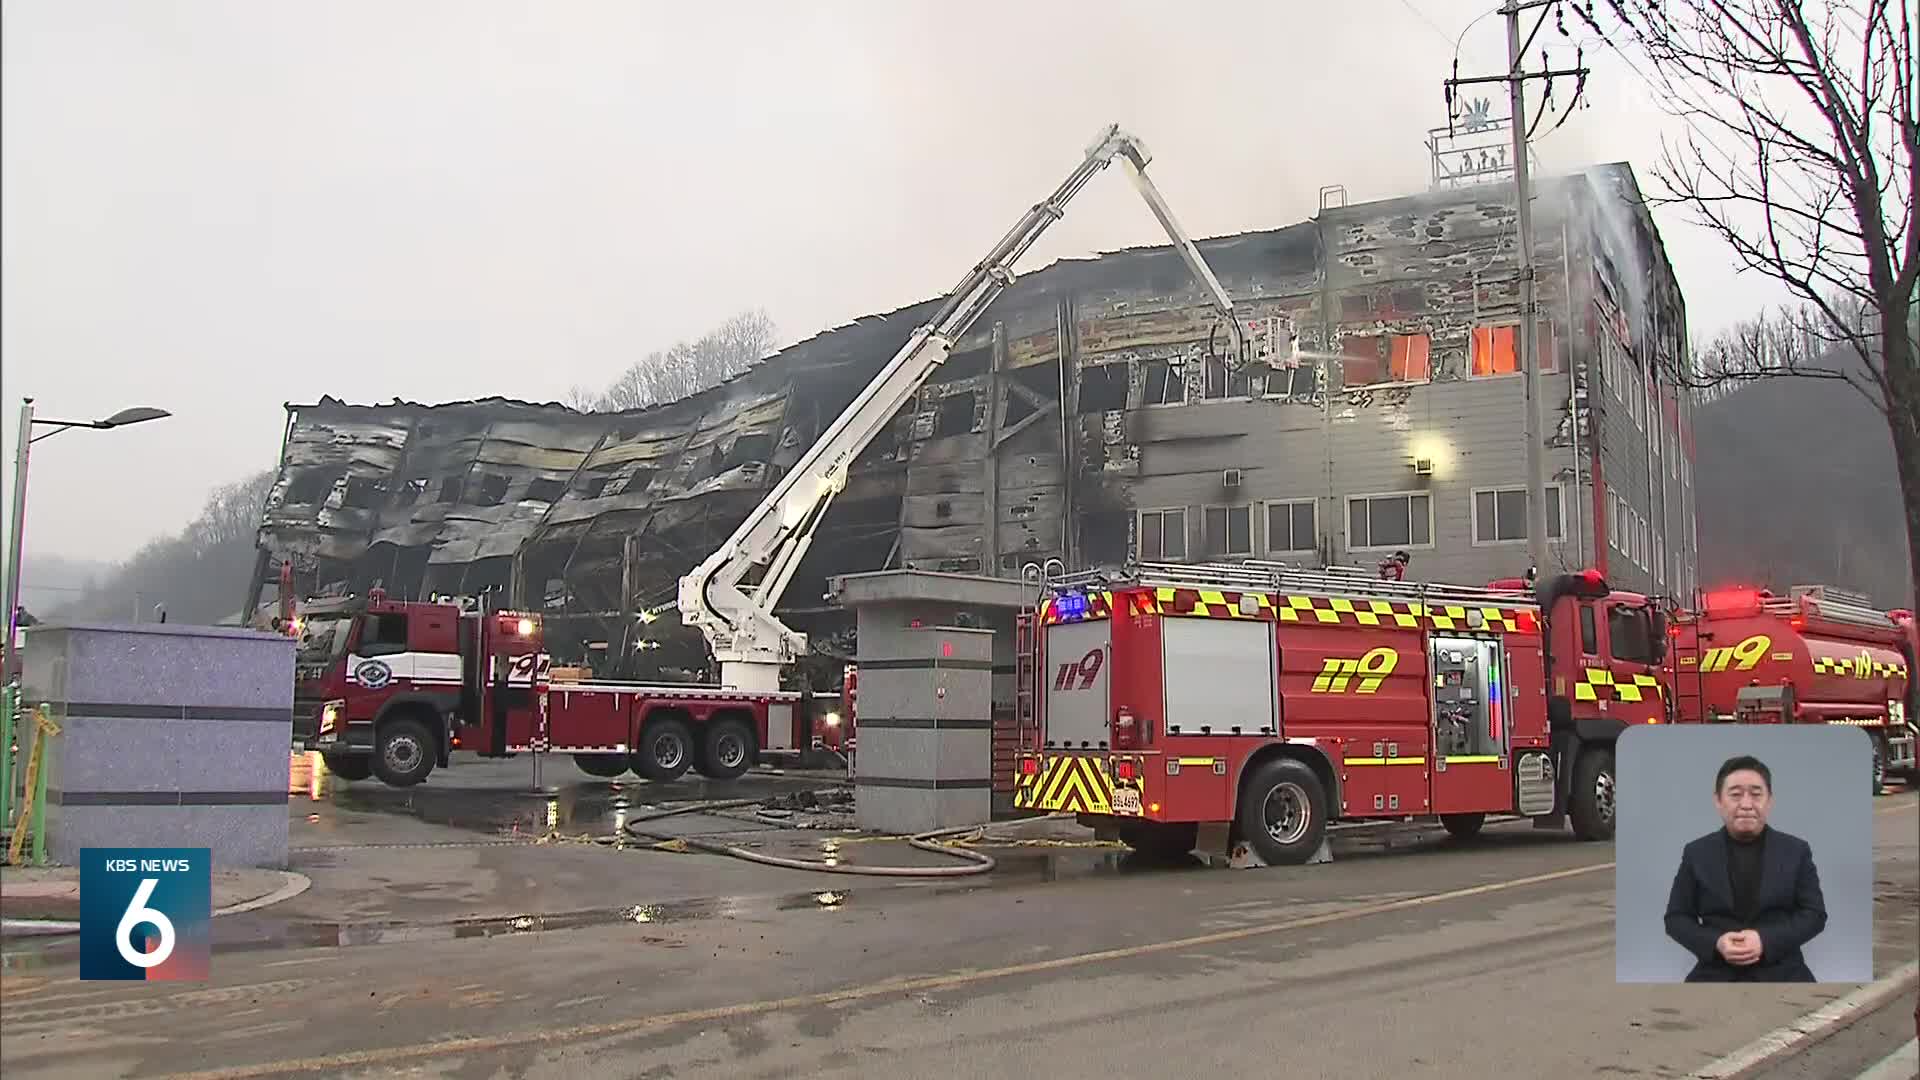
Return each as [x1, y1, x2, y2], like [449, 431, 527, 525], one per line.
[679, 124, 1254, 691]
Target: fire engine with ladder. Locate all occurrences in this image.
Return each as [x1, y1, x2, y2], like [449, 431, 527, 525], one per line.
[1011, 559, 1667, 865]
[1664, 583, 1915, 791]
[295, 123, 1271, 788]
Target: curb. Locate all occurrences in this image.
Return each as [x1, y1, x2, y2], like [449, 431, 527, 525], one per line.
[0, 871, 313, 938]
[1689, 961, 1920, 1079]
[214, 872, 312, 917]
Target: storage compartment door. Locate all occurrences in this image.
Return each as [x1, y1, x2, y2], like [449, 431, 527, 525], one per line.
[1161, 618, 1276, 738]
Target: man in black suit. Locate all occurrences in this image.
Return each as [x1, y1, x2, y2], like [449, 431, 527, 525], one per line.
[1664, 755, 1828, 982]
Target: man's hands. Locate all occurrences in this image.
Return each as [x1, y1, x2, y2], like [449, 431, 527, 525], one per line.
[1716, 930, 1764, 966]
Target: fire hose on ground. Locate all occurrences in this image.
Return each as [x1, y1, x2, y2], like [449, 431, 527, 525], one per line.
[619, 794, 1078, 878]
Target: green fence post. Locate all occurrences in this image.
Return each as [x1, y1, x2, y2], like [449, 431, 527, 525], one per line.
[0, 681, 15, 836]
[30, 726, 50, 866]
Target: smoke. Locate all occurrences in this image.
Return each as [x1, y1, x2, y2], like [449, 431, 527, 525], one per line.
[1573, 165, 1660, 353]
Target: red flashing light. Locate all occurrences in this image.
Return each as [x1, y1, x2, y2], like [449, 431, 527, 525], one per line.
[1115, 760, 1137, 781]
[1704, 588, 1760, 612]
[941, 640, 954, 658]
[1019, 757, 1039, 777]
[1790, 615, 1806, 631]
[1580, 569, 1604, 586]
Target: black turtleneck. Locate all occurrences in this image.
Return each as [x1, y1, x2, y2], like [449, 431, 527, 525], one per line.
[1723, 825, 1767, 922]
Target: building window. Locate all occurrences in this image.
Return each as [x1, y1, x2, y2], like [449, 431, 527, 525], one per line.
[1346, 492, 1433, 552]
[1202, 353, 1253, 400]
[1203, 505, 1253, 556]
[1469, 321, 1557, 377]
[1142, 358, 1186, 406]
[1261, 364, 1317, 398]
[1341, 333, 1431, 386]
[1138, 508, 1187, 560]
[1264, 499, 1318, 554]
[1471, 485, 1565, 545]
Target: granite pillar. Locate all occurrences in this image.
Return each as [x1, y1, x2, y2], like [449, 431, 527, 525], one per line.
[21, 623, 295, 868]
[850, 621, 994, 834]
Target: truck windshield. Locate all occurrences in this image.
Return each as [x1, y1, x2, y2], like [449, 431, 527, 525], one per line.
[297, 615, 354, 662]
[1608, 604, 1655, 664]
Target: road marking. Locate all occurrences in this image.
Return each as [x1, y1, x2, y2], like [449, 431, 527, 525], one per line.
[159, 859, 1614, 1079]
[1688, 960, 1920, 1079]
[1873, 799, 1917, 815]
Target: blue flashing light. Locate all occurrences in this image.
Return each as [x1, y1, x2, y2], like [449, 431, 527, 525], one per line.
[1056, 592, 1090, 621]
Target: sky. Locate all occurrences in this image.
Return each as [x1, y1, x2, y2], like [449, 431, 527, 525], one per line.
[1, 0, 1792, 567]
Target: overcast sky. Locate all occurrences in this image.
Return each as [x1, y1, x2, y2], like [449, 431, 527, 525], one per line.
[2, 0, 1788, 566]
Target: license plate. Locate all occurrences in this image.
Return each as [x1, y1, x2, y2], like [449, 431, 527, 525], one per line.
[1111, 787, 1142, 815]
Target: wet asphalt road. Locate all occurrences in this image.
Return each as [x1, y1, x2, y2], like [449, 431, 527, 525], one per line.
[0, 756, 1914, 1079]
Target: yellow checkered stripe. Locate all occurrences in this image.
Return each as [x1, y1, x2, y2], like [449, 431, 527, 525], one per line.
[1811, 655, 1910, 680]
[1573, 668, 1666, 703]
[1013, 754, 1115, 814]
[1272, 593, 1535, 633]
[1149, 587, 1276, 620]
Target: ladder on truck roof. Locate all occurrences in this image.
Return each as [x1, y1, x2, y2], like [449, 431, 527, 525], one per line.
[1045, 559, 1541, 612]
[1772, 586, 1898, 632]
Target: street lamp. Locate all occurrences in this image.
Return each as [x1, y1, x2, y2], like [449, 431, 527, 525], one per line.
[5, 397, 171, 670]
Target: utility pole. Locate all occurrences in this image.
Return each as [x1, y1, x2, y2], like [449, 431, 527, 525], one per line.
[1445, 0, 1588, 579]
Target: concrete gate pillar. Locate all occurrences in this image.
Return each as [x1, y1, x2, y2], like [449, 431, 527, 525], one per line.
[20, 623, 295, 868]
[849, 618, 994, 834]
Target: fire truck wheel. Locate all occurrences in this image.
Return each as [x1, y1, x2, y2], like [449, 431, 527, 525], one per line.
[1440, 813, 1485, 840]
[1869, 736, 1887, 796]
[1568, 746, 1616, 841]
[573, 754, 628, 779]
[633, 716, 694, 781]
[699, 718, 756, 781]
[372, 716, 436, 787]
[1236, 757, 1329, 866]
[321, 753, 372, 782]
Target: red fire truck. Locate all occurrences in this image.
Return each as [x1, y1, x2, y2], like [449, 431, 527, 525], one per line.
[294, 589, 807, 786]
[1663, 584, 1915, 791]
[1012, 559, 1666, 865]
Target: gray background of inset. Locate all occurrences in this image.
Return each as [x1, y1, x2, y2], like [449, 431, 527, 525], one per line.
[1614, 724, 1874, 984]
[21, 623, 295, 869]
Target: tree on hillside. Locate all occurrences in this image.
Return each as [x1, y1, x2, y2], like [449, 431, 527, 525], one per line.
[567, 308, 779, 412]
[1587, 0, 1918, 608]
[51, 469, 275, 626]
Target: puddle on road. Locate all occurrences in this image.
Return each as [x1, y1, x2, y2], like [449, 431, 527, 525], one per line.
[291, 751, 840, 842]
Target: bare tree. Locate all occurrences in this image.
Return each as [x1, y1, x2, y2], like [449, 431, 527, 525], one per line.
[1588, 0, 1917, 608]
[568, 308, 779, 412]
[51, 468, 276, 625]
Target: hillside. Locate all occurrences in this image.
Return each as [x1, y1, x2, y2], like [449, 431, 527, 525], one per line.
[1692, 373, 1911, 608]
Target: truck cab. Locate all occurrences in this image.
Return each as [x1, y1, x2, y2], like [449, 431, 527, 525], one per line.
[1487, 569, 1667, 833]
[295, 589, 549, 786]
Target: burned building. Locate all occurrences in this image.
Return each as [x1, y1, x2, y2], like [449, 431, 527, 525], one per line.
[252, 162, 1694, 673]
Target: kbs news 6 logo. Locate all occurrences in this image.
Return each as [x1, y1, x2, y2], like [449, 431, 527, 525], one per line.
[79, 848, 213, 981]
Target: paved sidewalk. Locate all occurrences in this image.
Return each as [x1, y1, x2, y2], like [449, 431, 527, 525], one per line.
[0, 864, 304, 924]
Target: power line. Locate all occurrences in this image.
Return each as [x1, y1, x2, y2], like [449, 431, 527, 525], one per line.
[1393, 0, 1459, 47]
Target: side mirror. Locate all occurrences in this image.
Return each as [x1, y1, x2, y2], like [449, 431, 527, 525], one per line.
[1648, 609, 1669, 662]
